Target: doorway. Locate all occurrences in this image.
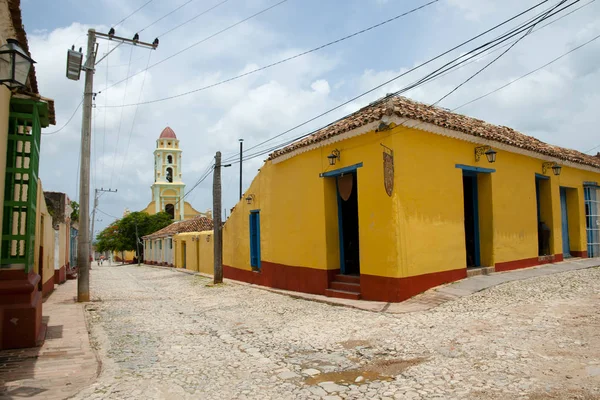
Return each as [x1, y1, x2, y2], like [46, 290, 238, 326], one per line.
[337, 173, 360, 275]
[462, 173, 480, 268]
[560, 187, 571, 258]
[182, 242, 187, 268]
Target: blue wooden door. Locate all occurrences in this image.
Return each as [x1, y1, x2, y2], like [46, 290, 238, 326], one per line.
[560, 188, 571, 258]
[249, 211, 261, 269]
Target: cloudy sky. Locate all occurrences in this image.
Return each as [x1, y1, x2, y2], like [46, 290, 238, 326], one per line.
[22, 0, 600, 236]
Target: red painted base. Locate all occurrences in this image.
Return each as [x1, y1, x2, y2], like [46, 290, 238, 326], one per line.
[224, 262, 466, 303]
[54, 266, 66, 284]
[495, 254, 563, 272]
[360, 268, 467, 302]
[0, 270, 44, 350]
[571, 250, 588, 258]
[42, 276, 54, 297]
[224, 262, 338, 296]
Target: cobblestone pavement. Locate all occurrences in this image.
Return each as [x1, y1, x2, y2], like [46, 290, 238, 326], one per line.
[75, 264, 600, 400]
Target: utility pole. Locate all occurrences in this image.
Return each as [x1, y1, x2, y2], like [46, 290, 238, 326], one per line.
[90, 187, 117, 267]
[135, 221, 141, 266]
[213, 151, 223, 284]
[76, 29, 96, 302]
[70, 28, 158, 302]
[239, 139, 243, 199]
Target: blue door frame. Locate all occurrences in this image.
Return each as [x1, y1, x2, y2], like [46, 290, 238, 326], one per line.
[560, 187, 571, 258]
[321, 162, 363, 274]
[463, 171, 481, 267]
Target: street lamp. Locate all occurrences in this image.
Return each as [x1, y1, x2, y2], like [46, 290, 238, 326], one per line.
[474, 146, 497, 163]
[0, 39, 35, 90]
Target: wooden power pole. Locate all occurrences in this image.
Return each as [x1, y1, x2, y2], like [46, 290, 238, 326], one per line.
[213, 151, 223, 284]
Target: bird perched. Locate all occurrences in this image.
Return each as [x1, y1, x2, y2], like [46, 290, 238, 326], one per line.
[152, 38, 159, 48]
[108, 27, 115, 37]
[133, 33, 140, 42]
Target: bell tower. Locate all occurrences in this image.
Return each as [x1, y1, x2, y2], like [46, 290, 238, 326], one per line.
[151, 126, 185, 220]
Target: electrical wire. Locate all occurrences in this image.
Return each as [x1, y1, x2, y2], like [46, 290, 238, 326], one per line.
[116, 51, 154, 189]
[225, 0, 579, 162]
[99, 0, 290, 94]
[113, 0, 155, 29]
[100, 0, 441, 108]
[42, 99, 83, 135]
[432, 0, 568, 106]
[97, 208, 120, 220]
[138, 0, 197, 33]
[157, 0, 232, 38]
[239, 0, 588, 165]
[454, 32, 600, 112]
[109, 47, 135, 188]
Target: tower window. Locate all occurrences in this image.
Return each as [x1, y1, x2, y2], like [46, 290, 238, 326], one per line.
[167, 155, 173, 164]
[166, 167, 173, 182]
[165, 204, 175, 219]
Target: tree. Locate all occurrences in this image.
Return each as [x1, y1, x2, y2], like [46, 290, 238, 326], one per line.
[94, 212, 173, 262]
[70, 201, 79, 222]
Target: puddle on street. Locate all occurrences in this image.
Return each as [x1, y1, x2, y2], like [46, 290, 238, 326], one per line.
[304, 358, 426, 385]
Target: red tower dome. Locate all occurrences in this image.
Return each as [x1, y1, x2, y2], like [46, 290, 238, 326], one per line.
[159, 126, 177, 139]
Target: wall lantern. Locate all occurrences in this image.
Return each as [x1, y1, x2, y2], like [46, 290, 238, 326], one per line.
[206, 235, 211, 242]
[327, 149, 341, 166]
[474, 145, 497, 163]
[245, 194, 255, 205]
[0, 39, 35, 90]
[542, 162, 562, 176]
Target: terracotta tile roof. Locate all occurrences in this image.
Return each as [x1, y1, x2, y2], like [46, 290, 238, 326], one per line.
[142, 216, 213, 239]
[269, 95, 600, 170]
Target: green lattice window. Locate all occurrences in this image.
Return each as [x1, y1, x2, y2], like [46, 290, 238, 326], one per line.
[1, 99, 42, 271]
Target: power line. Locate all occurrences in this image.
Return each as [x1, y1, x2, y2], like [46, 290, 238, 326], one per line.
[99, 0, 289, 94]
[100, 0, 441, 108]
[138, 0, 197, 33]
[454, 32, 600, 111]
[432, 0, 568, 105]
[242, 0, 585, 164]
[42, 99, 83, 135]
[113, 0, 155, 29]
[227, 0, 559, 161]
[109, 46, 135, 188]
[157, 0, 232, 38]
[97, 208, 120, 220]
[116, 51, 154, 188]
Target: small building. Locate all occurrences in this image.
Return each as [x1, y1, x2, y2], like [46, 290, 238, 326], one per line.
[44, 191, 73, 286]
[223, 95, 600, 303]
[173, 230, 214, 274]
[143, 216, 213, 267]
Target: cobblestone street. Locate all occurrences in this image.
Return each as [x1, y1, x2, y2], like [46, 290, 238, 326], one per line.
[75, 264, 600, 400]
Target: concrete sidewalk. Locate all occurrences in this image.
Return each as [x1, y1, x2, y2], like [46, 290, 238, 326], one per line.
[149, 257, 600, 314]
[0, 279, 99, 399]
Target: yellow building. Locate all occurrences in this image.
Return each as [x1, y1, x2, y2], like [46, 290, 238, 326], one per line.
[143, 216, 213, 268]
[222, 95, 600, 302]
[141, 126, 208, 221]
[35, 182, 57, 298]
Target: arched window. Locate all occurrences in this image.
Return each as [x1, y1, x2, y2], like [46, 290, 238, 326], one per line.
[165, 204, 175, 219]
[167, 155, 173, 164]
[166, 167, 173, 182]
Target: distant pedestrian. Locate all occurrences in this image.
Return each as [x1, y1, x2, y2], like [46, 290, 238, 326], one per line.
[100, 255, 105, 266]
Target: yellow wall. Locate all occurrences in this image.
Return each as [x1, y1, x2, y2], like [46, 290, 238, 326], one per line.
[34, 180, 55, 288]
[141, 200, 203, 221]
[173, 231, 213, 274]
[224, 123, 600, 280]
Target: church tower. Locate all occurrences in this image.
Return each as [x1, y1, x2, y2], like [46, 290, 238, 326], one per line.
[151, 127, 184, 220]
